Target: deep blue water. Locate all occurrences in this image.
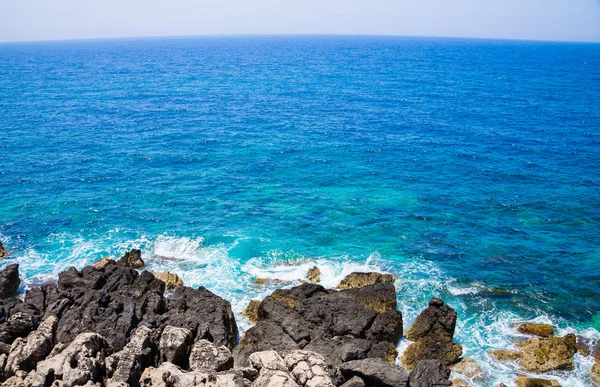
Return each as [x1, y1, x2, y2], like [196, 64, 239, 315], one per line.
[1, 36, 599, 385]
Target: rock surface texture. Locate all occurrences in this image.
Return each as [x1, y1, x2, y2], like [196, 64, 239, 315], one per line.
[0, 264, 20, 298]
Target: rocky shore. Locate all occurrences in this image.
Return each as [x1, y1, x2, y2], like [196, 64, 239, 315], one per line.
[0, 249, 598, 387]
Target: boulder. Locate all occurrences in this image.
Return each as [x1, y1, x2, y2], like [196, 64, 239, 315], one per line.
[117, 248, 144, 268]
[284, 350, 334, 387]
[339, 358, 409, 387]
[105, 325, 154, 387]
[252, 369, 299, 387]
[340, 376, 365, 387]
[449, 357, 484, 380]
[24, 332, 110, 387]
[249, 350, 287, 372]
[5, 315, 58, 375]
[189, 339, 233, 372]
[490, 349, 522, 361]
[515, 376, 561, 387]
[0, 264, 20, 298]
[408, 359, 452, 387]
[234, 281, 400, 367]
[517, 323, 554, 338]
[242, 300, 261, 324]
[402, 299, 462, 370]
[519, 334, 577, 373]
[139, 362, 244, 387]
[337, 272, 396, 290]
[93, 257, 115, 270]
[159, 326, 193, 367]
[307, 266, 321, 283]
[152, 271, 184, 290]
[0, 242, 8, 258]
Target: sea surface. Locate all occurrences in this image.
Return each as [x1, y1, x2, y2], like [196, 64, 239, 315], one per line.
[1, 36, 599, 386]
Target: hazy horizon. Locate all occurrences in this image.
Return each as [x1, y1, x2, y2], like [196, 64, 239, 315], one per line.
[1, 0, 600, 44]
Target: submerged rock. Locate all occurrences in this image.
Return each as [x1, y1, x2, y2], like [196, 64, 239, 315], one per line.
[402, 298, 462, 370]
[337, 272, 395, 290]
[517, 323, 554, 338]
[0, 264, 20, 298]
[152, 270, 184, 290]
[449, 357, 484, 380]
[117, 248, 145, 269]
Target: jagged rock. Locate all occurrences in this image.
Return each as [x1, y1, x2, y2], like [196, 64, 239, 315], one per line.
[0, 242, 8, 258]
[339, 358, 409, 387]
[337, 272, 396, 290]
[24, 332, 110, 387]
[340, 376, 365, 387]
[189, 339, 233, 372]
[519, 333, 577, 373]
[0, 298, 41, 346]
[405, 298, 456, 341]
[591, 359, 600, 385]
[284, 350, 334, 387]
[575, 335, 595, 357]
[252, 369, 299, 387]
[490, 349, 522, 361]
[307, 267, 320, 283]
[517, 323, 554, 338]
[152, 271, 184, 290]
[304, 336, 372, 366]
[408, 359, 451, 387]
[139, 362, 244, 387]
[249, 350, 288, 372]
[0, 353, 7, 382]
[117, 248, 144, 268]
[105, 325, 154, 387]
[242, 300, 260, 324]
[234, 281, 400, 367]
[449, 357, 484, 380]
[0, 264, 20, 298]
[159, 326, 193, 367]
[5, 315, 58, 375]
[402, 299, 462, 370]
[93, 257, 115, 270]
[515, 376, 561, 387]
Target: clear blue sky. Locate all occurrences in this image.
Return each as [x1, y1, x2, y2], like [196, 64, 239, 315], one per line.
[1, 0, 599, 43]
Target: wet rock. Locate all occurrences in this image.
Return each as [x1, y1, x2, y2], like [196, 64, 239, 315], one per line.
[452, 379, 470, 387]
[365, 310, 403, 343]
[337, 272, 396, 290]
[339, 358, 409, 387]
[591, 359, 600, 385]
[449, 357, 484, 380]
[490, 349, 522, 361]
[105, 325, 154, 387]
[152, 270, 184, 290]
[402, 298, 462, 370]
[408, 359, 452, 387]
[189, 339, 233, 372]
[515, 376, 561, 387]
[159, 326, 193, 367]
[117, 248, 144, 269]
[307, 266, 321, 283]
[93, 257, 115, 270]
[249, 350, 287, 372]
[340, 376, 365, 387]
[242, 300, 261, 324]
[24, 332, 110, 387]
[517, 323, 554, 338]
[284, 350, 334, 387]
[254, 278, 269, 285]
[0, 264, 20, 298]
[519, 333, 577, 373]
[0, 242, 8, 258]
[575, 335, 596, 357]
[5, 315, 58, 375]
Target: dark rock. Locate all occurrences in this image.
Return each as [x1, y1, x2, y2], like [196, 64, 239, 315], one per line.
[0, 264, 20, 298]
[408, 359, 452, 387]
[405, 298, 456, 341]
[234, 279, 401, 367]
[0, 299, 42, 346]
[339, 358, 409, 387]
[5, 315, 58, 375]
[106, 325, 154, 387]
[402, 334, 462, 370]
[159, 325, 193, 368]
[117, 248, 144, 269]
[341, 376, 366, 387]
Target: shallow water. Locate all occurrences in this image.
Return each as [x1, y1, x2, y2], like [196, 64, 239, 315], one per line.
[1, 36, 599, 386]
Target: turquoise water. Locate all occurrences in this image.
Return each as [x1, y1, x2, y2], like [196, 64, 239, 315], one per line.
[1, 36, 599, 385]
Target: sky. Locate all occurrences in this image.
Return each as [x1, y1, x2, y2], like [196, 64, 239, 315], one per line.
[1, 0, 600, 43]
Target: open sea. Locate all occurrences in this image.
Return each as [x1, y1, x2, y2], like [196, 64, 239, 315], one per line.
[1, 36, 599, 386]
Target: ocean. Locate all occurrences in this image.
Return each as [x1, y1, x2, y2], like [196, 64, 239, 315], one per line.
[1, 36, 599, 386]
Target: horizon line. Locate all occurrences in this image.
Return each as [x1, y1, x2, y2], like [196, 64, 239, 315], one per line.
[1, 32, 600, 45]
